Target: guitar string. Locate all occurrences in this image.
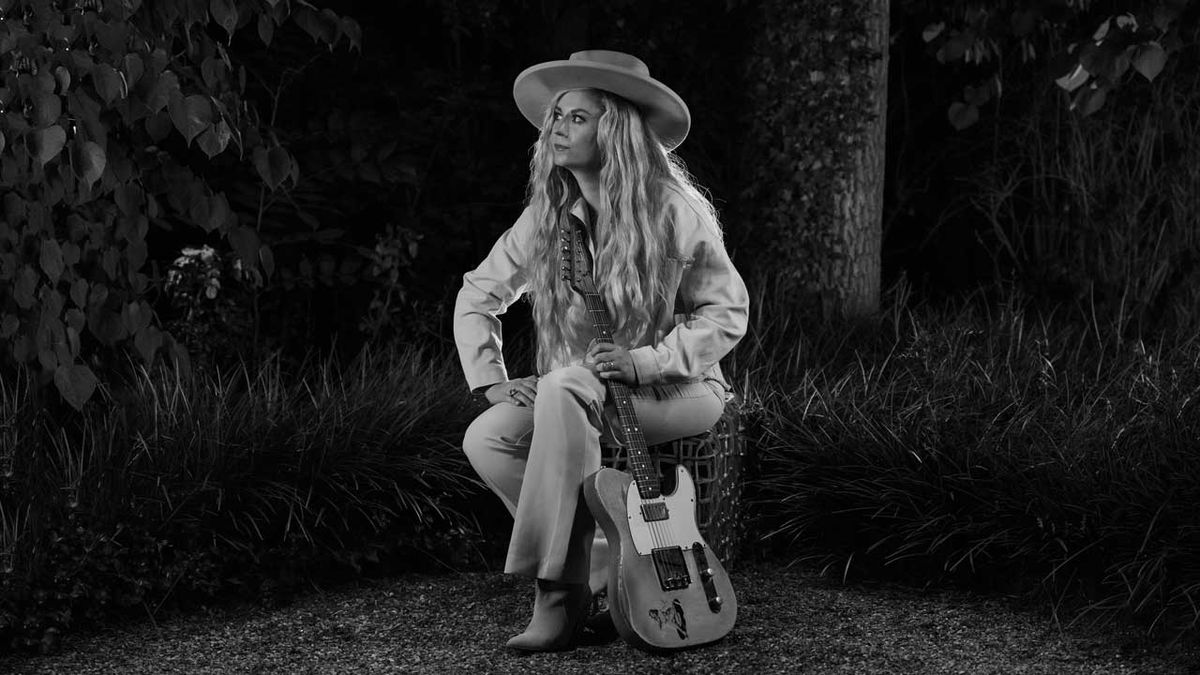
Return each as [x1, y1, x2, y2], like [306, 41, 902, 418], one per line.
[570, 219, 689, 564]
[580, 287, 672, 552]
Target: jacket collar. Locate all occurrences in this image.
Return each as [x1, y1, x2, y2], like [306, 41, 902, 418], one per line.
[568, 198, 593, 227]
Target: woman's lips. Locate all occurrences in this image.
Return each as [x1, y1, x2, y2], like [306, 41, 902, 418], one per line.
[553, 144, 568, 151]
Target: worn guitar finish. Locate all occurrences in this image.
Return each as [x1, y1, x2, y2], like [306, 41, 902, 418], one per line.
[558, 211, 737, 652]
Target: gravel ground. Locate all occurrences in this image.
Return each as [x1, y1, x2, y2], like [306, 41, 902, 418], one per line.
[1, 562, 1196, 674]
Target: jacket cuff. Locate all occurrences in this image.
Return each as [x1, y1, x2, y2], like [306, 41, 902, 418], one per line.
[629, 346, 660, 386]
[467, 367, 507, 393]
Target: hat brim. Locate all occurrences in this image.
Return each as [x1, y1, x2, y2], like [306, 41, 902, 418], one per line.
[513, 60, 691, 151]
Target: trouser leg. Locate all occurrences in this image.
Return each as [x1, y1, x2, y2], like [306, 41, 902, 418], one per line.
[505, 365, 607, 583]
[462, 366, 727, 586]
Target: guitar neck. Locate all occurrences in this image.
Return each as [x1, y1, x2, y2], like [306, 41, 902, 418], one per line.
[581, 290, 661, 500]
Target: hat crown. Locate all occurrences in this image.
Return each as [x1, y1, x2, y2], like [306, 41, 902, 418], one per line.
[568, 50, 650, 78]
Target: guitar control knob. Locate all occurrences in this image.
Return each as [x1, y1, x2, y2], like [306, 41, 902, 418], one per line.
[701, 567, 714, 578]
[712, 595, 722, 606]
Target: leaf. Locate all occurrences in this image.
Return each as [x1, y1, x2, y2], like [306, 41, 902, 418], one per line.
[253, 146, 292, 189]
[39, 348, 58, 372]
[208, 192, 232, 231]
[33, 93, 62, 127]
[66, 325, 80, 358]
[122, 300, 152, 335]
[123, 53, 144, 88]
[341, 17, 362, 52]
[54, 363, 98, 411]
[65, 308, 85, 333]
[54, 65, 72, 94]
[39, 239, 64, 283]
[922, 22, 945, 43]
[126, 239, 148, 271]
[947, 102, 980, 130]
[0, 315, 17, 339]
[1133, 42, 1166, 82]
[169, 93, 213, 146]
[1072, 84, 1108, 117]
[77, 141, 106, 189]
[62, 242, 80, 266]
[260, 244, 275, 279]
[197, 119, 232, 158]
[0, 130, 5, 154]
[14, 266, 37, 309]
[210, 0, 239, 35]
[937, 33, 971, 63]
[30, 126, 67, 166]
[102, 247, 119, 280]
[201, 57, 228, 89]
[229, 227, 261, 270]
[146, 70, 179, 114]
[134, 325, 162, 364]
[1055, 63, 1089, 92]
[92, 64, 125, 104]
[258, 13, 275, 46]
[71, 278, 89, 307]
[88, 307, 127, 345]
[146, 110, 173, 141]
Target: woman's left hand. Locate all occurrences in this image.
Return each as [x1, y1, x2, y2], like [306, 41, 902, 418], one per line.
[586, 342, 637, 385]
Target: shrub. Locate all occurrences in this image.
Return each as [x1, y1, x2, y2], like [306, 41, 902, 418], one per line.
[747, 287, 1200, 639]
[0, 343, 487, 653]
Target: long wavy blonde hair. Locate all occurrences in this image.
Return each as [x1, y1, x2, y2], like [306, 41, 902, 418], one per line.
[523, 88, 720, 374]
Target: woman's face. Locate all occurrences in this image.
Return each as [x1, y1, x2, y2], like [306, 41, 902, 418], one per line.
[549, 90, 602, 172]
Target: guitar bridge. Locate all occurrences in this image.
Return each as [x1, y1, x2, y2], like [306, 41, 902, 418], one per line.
[651, 547, 691, 591]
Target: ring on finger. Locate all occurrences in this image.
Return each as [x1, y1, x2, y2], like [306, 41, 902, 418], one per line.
[508, 387, 517, 396]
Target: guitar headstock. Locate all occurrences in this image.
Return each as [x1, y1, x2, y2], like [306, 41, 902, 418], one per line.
[559, 215, 597, 296]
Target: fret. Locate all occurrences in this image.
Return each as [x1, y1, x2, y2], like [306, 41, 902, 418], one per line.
[564, 218, 661, 501]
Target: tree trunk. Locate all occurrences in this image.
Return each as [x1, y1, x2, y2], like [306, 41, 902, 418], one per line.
[834, 0, 888, 319]
[736, 0, 889, 321]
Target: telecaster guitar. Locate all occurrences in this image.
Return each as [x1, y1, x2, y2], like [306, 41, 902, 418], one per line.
[558, 211, 737, 652]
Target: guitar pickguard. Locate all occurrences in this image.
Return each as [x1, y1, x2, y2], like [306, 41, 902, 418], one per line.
[627, 465, 705, 556]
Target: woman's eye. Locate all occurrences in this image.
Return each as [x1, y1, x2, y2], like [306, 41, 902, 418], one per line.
[573, 115, 585, 123]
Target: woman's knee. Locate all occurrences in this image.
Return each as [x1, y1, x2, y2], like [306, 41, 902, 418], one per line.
[461, 404, 525, 462]
[536, 365, 597, 397]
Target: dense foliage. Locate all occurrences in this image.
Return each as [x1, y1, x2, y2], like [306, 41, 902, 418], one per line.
[0, 0, 359, 408]
[0, 345, 486, 652]
[745, 288, 1200, 638]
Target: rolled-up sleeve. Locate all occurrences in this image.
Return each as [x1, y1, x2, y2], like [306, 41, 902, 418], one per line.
[629, 201, 749, 385]
[453, 207, 537, 392]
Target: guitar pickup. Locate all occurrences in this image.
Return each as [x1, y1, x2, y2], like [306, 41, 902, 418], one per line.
[640, 502, 669, 522]
[691, 542, 723, 613]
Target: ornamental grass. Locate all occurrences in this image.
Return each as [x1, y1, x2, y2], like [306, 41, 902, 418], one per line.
[0, 344, 484, 652]
[740, 285, 1200, 640]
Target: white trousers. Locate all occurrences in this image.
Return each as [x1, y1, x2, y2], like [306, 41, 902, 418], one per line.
[462, 365, 725, 585]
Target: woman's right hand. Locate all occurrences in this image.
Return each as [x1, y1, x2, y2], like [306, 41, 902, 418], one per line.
[485, 375, 539, 407]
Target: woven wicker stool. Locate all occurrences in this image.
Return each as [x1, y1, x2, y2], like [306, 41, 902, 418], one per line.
[599, 392, 745, 563]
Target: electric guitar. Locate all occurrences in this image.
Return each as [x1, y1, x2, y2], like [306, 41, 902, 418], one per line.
[558, 211, 737, 652]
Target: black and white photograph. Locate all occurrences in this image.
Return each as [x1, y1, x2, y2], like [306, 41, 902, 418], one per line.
[0, 0, 1199, 672]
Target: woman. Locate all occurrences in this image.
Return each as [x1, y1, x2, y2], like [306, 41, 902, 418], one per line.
[454, 50, 749, 652]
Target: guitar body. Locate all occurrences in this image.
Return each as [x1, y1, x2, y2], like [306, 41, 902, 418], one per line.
[584, 465, 737, 651]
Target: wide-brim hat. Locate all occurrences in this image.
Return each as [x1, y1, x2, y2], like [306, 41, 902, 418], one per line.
[513, 50, 691, 151]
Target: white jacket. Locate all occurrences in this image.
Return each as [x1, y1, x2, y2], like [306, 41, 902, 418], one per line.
[454, 189, 749, 400]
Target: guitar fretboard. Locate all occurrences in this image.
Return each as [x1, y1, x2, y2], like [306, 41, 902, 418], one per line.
[580, 289, 661, 501]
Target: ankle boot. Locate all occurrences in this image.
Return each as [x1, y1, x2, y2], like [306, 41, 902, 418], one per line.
[506, 579, 590, 652]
